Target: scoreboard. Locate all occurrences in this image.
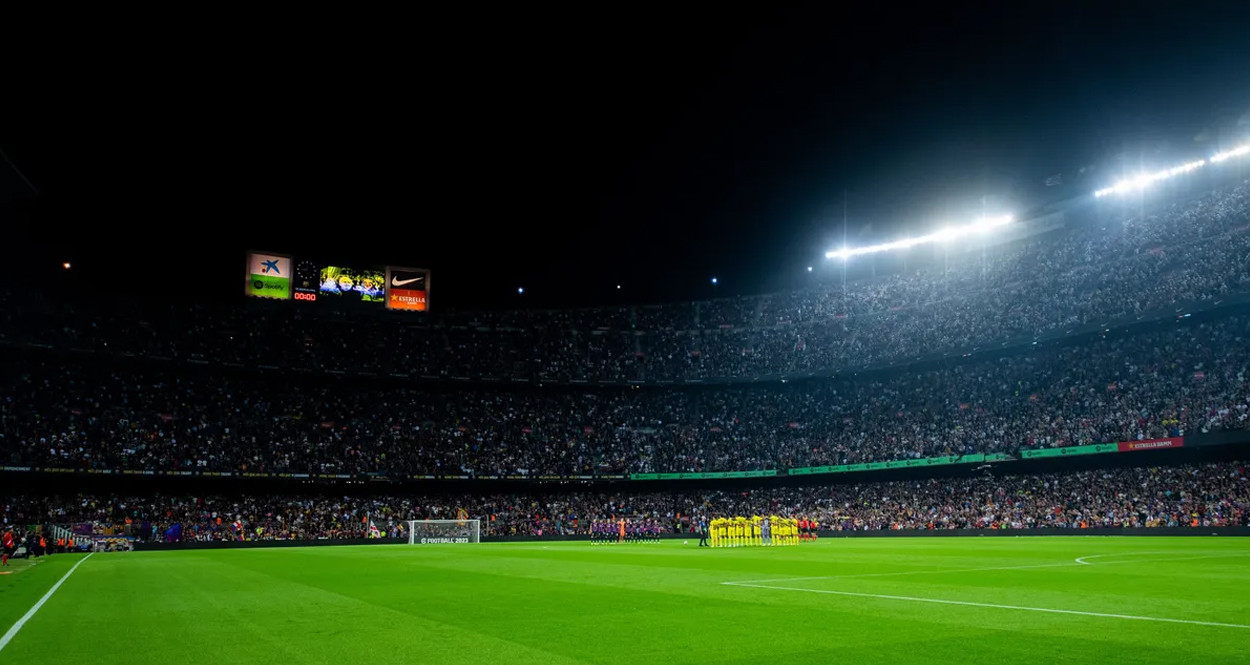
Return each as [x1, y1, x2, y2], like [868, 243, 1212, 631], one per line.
[293, 259, 320, 302]
[244, 251, 429, 311]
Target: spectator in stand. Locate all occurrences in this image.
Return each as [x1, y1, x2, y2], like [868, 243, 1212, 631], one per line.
[3, 461, 1245, 542]
[3, 313, 1247, 476]
[1, 181, 1247, 383]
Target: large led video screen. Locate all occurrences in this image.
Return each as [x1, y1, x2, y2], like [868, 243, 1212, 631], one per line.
[319, 265, 385, 302]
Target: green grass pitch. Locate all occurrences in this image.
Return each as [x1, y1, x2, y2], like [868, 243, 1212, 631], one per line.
[2, 537, 1248, 664]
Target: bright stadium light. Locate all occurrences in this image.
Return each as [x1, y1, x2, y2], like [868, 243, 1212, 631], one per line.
[1210, 144, 1250, 163]
[825, 214, 1014, 260]
[1094, 159, 1206, 198]
[1094, 144, 1249, 198]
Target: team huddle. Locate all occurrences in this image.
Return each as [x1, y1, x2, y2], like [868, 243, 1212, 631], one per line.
[589, 519, 662, 544]
[709, 516, 817, 547]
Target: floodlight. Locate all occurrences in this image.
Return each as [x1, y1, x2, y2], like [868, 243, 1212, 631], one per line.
[1211, 145, 1250, 163]
[826, 214, 1014, 260]
[1092, 151, 1240, 198]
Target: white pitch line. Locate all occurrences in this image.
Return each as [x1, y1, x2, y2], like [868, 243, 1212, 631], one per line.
[1076, 552, 1250, 566]
[0, 553, 93, 653]
[724, 582, 1250, 630]
[723, 561, 1077, 586]
[1076, 551, 1181, 565]
[726, 552, 1250, 586]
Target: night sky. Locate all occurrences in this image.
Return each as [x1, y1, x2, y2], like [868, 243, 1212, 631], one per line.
[3, 3, 1249, 310]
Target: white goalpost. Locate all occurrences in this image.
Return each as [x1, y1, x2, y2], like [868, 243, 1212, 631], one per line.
[405, 519, 481, 544]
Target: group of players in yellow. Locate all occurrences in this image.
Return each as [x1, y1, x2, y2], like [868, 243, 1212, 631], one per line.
[709, 515, 814, 547]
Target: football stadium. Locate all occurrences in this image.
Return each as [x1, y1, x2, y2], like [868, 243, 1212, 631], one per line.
[3, 6, 1250, 664]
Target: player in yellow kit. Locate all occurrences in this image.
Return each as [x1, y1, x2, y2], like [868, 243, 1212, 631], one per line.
[701, 515, 816, 548]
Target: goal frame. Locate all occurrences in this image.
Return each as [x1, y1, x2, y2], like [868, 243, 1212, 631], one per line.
[405, 519, 481, 544]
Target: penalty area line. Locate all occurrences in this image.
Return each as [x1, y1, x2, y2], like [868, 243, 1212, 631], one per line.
[0, 553, 94, 653]
[723, 582, 1250, 630]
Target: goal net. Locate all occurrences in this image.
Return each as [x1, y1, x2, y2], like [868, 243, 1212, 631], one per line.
[405, 519, 481, 544]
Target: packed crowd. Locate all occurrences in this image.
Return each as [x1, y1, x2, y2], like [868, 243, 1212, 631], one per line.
[4, 461, 1246, 541]
[3, 310, 1247, 476]
[2, 182, 1248, 382]
[1, 491, 679, 541]
[698, 462, 1250, 530]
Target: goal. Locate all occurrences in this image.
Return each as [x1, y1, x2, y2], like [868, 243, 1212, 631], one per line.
[405, 519, 481, 544]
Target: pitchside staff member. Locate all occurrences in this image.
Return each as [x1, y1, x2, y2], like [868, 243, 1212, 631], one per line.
[1, 528, 14, 567]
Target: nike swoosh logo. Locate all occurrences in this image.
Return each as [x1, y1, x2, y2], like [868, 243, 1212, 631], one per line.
[391, 276, 424, 287]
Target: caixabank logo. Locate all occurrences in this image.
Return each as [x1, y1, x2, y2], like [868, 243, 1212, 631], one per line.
[245, 252, 291, 300]
[385, 267, 429, 311]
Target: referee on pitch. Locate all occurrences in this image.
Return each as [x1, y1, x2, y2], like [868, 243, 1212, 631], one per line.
[697, 517, 709, 547]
